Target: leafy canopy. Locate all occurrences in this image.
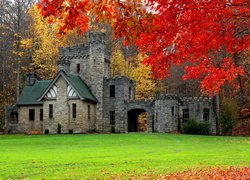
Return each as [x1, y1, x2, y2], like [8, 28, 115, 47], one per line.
[37, 0, 249, 94]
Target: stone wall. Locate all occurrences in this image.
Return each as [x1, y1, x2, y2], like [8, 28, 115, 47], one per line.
[67, 99, 96, 133]
[154, 95, 217, 134]
[5, 105, 43, 133]
[180, 97, 217, 134]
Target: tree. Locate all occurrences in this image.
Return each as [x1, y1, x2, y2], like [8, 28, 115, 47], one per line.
[37, 0, 249, 95]
[22, 5, 86, 80]
[22, 5, 59, 80]
[0, 0, 35, 130]
[128, 54, 156, 100]
[110, 43, 127, 77]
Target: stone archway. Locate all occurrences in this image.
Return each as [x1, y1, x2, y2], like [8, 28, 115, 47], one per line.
[126, 100, 155, 132]
[128, 108, 147, 132]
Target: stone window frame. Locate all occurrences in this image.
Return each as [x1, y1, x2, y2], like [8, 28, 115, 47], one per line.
[29, 109, 35, 121]
[110, 85, 115, 97]
[110, 111, 115, 125]
[49, 104, 53, 119]
[129, 86, 132, 100]
[72, 103, 77, 118]
[88, 105, 90, 120]
[10, 111, 18, 124]
[182, 109, 189, 123]
[171, 106, 175, 116]
[40, 109, 43, 121]
[77, 63, 80, 73]
[203, 108, 210, 122]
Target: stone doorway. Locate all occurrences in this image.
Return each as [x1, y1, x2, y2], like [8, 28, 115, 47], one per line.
[128, 109, 147, 132]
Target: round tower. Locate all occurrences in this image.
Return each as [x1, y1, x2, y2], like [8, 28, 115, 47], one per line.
[86, 31, 108, 132]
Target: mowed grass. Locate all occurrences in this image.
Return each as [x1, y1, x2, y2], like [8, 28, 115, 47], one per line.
[0, 133, 249, 179]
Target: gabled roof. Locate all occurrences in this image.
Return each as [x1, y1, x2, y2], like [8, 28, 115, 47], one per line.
[67, 74, 97, 102]
[17, 80, 51, 105]
[38, 70, 97, 103]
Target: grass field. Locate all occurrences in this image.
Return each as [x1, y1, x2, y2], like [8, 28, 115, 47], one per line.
[0, 133, 249, 179]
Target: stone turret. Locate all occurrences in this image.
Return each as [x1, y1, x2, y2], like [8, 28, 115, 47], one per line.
[85, 32, 108, 132]
[88, 31, 105, 45]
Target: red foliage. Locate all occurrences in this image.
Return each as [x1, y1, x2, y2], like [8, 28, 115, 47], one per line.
[37, 0, 250, 95]
[233, 125, 250, 136]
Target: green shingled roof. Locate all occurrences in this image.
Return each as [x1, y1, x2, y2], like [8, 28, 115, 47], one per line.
[66, 74, 97, 102]
[17, 80, 51, 105]
[17, 71, 97, 105]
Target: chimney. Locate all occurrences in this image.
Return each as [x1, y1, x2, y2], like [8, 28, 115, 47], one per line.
[26, 73, 37, 86]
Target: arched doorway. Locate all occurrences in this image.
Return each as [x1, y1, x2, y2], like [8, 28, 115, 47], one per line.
[128, 109, 147, 132]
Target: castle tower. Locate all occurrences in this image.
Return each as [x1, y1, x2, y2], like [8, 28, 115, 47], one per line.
[86, 32, 110, 132]
[154, 94, 179, 133]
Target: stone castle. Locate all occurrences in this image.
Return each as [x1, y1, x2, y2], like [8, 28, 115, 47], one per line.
[5, 32, 217, 134]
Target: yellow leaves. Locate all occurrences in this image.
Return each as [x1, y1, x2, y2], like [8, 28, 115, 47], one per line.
[110, 44, 127, 77]
[128, 54, 156, 100]
[110, 43, 155, 99]
[20, 39, 32, 49]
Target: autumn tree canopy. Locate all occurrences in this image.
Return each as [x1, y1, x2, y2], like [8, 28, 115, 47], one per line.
[37, 0, 249, 94]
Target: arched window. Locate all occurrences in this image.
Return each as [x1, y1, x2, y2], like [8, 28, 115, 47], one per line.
[10, 111, 18, 124]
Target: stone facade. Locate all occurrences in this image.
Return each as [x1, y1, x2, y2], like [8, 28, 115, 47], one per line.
[42, 77, 96, 134]
[5, 32, 217, 134]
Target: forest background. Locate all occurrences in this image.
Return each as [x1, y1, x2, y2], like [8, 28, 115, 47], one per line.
[0, 0, 249, 133]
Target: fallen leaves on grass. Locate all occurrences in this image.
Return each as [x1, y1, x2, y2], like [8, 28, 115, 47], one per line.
[106, 166, 250, 179]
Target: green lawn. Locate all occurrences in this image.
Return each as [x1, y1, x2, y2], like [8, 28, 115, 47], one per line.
[0, 133, 249, 178]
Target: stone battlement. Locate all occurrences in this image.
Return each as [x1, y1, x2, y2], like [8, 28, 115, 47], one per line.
[155, 94, 179, 100]
[59, 44, 89, 58]
[105, 76, 136, 83]
[180, 96, 212, 102]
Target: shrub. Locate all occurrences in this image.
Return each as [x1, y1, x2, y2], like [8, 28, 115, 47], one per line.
[183, 119, 210, 135]
[219, 98, 238, 135]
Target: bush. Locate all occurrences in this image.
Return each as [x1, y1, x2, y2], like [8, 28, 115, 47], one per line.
[219, 98, 238, 135]
[183, 119, 210, 135]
